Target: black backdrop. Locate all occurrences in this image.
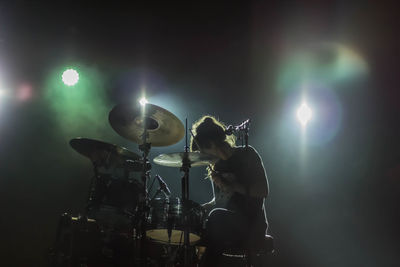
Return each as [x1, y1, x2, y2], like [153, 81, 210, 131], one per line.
[0, 1, 399, 266]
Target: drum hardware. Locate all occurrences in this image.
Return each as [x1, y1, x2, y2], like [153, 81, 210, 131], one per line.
[69, 137, 144, 218]
[153, 128, 217, 168]
[146, 197, 205, 246]
[151, 118, 214, 265]
[181, 118, 192, 266]
[149, 175, 171, 203]
[225, 119, 251, 147]
[124, 159, 152, 172]
[137, 115, 152, 267]
[108, 102, 185, 147]
[143, 119, 218, 266]
[51, 213, 139, 266]
[109, 102, 185, 266]
[153, 151, 217, 168]
[69, 138, 144, 220]
[58, 103, 221, 266]
[155, 174, 171, 196]
[70, 137, 142, 169]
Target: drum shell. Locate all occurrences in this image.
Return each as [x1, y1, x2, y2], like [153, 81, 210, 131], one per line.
[89, 175, 142, 213]
[146, 198, 205, 245]
[51, 213, 137, 266]
[88, 175, 143, 231]
[51, 214, 104, 266]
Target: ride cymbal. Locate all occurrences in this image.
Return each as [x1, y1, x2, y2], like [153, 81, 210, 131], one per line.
[153, 152, 218, 167]
[109, 103, 184, 147]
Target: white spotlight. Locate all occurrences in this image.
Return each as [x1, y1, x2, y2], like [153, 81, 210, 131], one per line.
[62, 69, 79, 86]
[139, 97, 148, 106]
[297, 103, 312, 126]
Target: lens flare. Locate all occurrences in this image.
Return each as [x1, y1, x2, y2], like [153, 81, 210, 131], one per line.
[17, 83, 33, 101]
[0, 89, 7, 98]
[276, 42, 368, 91]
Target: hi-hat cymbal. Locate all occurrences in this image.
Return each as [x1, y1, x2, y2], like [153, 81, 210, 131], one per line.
[70, 138, 141, 168]
[153, 152, 218, 167]
[109, 103, 184, 147]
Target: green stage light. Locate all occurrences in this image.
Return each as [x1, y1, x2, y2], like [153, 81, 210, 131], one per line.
[45, 65, 110, 138]
[62, 69, 79, 86]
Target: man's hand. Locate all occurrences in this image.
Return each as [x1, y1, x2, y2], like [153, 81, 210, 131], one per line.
[211, 170, 237, 192]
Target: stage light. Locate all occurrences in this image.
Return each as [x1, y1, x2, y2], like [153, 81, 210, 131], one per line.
[297, 103, 312, 126]
[139, 97, 148, 106]
[62, 69, 79, 86]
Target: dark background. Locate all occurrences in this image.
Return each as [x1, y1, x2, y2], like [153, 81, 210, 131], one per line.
[0, 1, 399, 266]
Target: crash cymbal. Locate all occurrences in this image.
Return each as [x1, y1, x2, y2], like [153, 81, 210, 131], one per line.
[153, 152, 218, 167]
[70, 138, 142, 168]
[108, 103, 184, 147]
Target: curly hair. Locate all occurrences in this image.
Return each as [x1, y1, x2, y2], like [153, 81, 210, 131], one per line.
[190, 115, 236, 151]
[190, 115, 236, 178]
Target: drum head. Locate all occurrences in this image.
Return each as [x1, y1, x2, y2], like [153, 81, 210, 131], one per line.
[146, 230, 201, 245]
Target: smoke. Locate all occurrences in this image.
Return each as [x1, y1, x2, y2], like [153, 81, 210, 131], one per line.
[44, 64, 115, 142]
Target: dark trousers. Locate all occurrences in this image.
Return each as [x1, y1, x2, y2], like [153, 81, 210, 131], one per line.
[201, 208, 267, 266]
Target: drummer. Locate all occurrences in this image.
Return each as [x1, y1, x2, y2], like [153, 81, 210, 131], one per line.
[190, 116, 269, 265]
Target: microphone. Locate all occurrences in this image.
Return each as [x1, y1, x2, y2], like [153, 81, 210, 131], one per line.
[225, 125, 234, 135]
[155, 174, 171, 195]
[225, 119, 251, 135]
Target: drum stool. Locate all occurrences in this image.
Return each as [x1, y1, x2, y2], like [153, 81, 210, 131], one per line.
[221, 234, 274, 267]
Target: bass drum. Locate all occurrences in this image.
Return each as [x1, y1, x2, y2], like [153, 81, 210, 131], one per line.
[146, 198, 205, 245]
[50, 213, 137, 267]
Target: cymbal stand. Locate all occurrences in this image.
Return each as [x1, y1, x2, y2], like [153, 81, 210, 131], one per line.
[85, 148, 115, 215]
[85, 161, 100, 216]
[138, 108, 152, 266]
[180, 118, 191, 266]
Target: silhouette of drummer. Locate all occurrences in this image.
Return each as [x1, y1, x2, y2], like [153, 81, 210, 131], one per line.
[190, 116, 269, 266]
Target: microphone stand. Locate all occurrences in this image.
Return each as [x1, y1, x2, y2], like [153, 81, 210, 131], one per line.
[150, 185, 169, 202]
[244, 120, 250, 148]
[231, 119, 251, 148]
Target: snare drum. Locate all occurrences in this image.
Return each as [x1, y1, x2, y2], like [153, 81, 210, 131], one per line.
[146, 197, 205, 245]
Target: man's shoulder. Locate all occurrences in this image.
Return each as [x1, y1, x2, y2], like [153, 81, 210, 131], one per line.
[235, 145, 260, 156]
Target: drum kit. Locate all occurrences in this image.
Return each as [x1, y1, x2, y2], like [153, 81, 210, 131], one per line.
[50, 102, 218, 266]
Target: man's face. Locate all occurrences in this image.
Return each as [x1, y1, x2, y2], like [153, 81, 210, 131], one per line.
[200, 142, 220, 159]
